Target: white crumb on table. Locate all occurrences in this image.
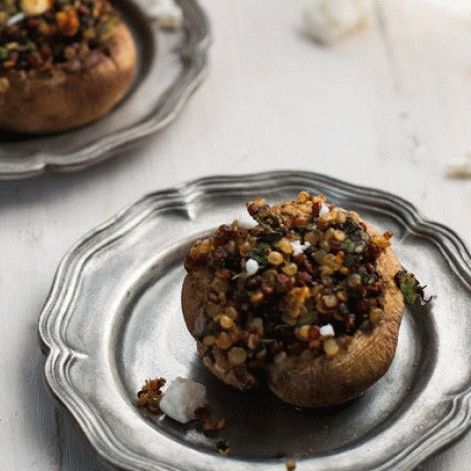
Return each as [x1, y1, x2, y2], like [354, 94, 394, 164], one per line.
[447, 155, 471, 178]
[302, 0, 374, 45]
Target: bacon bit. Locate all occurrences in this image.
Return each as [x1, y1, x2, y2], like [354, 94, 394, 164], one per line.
[308, 325, 320, 339]
[136, 377, 166, 413]
[56, 9, 80, 36]
[364, 243, 381, 262]
[286, 459, 297, 471]
[276, 273, 290, 286]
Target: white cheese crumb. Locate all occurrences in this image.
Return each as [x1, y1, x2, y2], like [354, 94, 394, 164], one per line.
[245, 258, 260, 276]
[160, 377, 206, 424]
[302, 0, 373, 45]
[290, 240, 311, 256]
[319, 203, 330, 216]
[7, 13, 26, 25]
[149, 0, 184, 30]
[320, 324, 335, 337]
[447, 155, 471, 178]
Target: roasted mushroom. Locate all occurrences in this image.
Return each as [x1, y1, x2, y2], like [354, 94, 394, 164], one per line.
[181, 192, 409, 408]
[0, 0, 136, 134]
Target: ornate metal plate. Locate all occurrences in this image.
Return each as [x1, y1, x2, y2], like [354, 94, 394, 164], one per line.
[39, 171, 471, 470]
[0, 0, 210, 180]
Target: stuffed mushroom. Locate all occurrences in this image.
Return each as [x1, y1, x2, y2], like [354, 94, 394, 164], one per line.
[182, 192, 423, 408]
[0, 0, 136, 134]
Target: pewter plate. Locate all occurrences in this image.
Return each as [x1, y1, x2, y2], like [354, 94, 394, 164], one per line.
[0, 0, 210, 180]
[39, 171, 471, 471]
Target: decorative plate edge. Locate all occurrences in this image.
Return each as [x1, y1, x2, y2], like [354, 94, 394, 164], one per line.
[38, 170, 471, 471]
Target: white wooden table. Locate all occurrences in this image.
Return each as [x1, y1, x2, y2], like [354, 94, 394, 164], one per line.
[0, 0, 470, 469]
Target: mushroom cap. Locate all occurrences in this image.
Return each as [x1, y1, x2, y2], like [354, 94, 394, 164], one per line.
[267, 241, 404, 407]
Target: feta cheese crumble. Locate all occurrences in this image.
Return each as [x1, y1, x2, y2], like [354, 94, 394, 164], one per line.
[245, 258, 260, 276]
[319, 202, 330, 216]
[148, 0, 183, 30]
[302, 0, 373, 45]
[159, 377, 206, 424]
[320, 324, 335, 337]
[7, 13, 26, 26]
[290, 240, 311, 256]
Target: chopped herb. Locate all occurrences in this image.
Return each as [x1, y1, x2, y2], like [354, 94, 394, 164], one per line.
[247, 202, 283, 232]
[343, 238, 355, 253]
[247, 245, 268, 269]
[343, 218, 358, 236]
[343, 253, 355, 268]
[394, 270, 431, 305]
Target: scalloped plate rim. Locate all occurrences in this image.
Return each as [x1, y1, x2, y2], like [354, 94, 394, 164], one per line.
[39, 170, 471, 471]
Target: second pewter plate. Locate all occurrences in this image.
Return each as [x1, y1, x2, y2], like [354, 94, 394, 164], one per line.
[39, 171, 471, 470]
[0, 0, 210, 180]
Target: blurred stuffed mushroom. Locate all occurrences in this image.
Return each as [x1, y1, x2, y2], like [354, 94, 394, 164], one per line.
[0, 0, 136, 133]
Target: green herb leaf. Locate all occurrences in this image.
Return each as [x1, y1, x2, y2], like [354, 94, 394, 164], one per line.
[249, 205, 283, 232]
[343, 219, 359, 236]
[247, 246, 268, 269]
[343, 253, 355, 268]
[343, 238, 355, 254]
[394, 270, 431, 305]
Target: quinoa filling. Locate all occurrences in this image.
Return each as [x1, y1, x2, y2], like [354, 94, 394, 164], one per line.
[184, 192, 395, 373]
[0, 0, 119, 74]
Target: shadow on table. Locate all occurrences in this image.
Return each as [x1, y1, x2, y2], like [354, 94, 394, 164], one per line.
[0, 135, 156, 213]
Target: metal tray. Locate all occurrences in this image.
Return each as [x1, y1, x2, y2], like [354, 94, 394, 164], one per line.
[39, 171, 471, 471]
[0, 0, 210, 180]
